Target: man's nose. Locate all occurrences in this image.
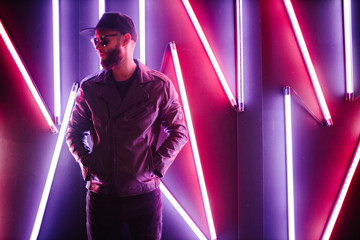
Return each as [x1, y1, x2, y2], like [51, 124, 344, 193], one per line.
[95, 43, 103, 50]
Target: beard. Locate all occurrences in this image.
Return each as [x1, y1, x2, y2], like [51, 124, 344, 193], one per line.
[100, 47, 121, 70]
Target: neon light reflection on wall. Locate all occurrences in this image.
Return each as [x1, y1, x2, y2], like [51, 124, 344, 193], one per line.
[321, 138, 360, 240]
[30, 83, 79, 240]
[169, 41, 217, 240]
[282, 0, 333, 126]
[0, 19, 58, 133]
[181, 0, 237, 109]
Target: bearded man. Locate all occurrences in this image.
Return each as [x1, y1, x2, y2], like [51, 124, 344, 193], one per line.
[66, 12, 188, 240]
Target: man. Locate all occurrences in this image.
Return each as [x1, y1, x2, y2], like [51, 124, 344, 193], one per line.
[66, 12, 188, 240]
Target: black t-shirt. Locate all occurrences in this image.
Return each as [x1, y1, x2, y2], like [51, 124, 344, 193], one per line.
[112, 64, 139, 99]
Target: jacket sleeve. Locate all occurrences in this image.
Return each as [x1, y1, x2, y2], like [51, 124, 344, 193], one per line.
[153, 80, 188, 177]
[66, 84, 92, 180]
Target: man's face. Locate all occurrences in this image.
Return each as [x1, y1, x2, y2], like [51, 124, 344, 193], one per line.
[93, 29, 122, 70]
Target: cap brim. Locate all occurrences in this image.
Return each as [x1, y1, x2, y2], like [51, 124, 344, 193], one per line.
[80, 28, 96, 36]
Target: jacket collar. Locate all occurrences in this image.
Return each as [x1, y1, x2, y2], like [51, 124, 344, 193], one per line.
[93, 59, 154, 84]
[95, 59, 152, 118]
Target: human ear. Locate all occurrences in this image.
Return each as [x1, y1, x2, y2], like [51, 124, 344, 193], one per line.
[122, 33, 132, 46]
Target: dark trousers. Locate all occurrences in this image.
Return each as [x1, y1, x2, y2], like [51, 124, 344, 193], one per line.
[86, 188, 162, 240]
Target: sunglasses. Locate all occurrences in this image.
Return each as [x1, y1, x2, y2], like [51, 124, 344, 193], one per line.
[91, 33, 119, 47]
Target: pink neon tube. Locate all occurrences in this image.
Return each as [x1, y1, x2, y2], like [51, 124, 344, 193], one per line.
[0, 19, 58, 133]
[282, 0, 332, 126]
[321, 138, 360, 240]
[181, 0, 237, 109]
[170, 41, 217, 240]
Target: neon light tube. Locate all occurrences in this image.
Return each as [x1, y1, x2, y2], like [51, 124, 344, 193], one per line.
[181, 0, 237, 109]
[170, 41, 217, 240]
[98, 0, 105, 70]
[139, 0, 146, 64]
[236, 0, 244, 111]
[284, 86, 296, 240]
[160, 181, 207, 240]
[282, 0, 333, 126]
[321, 138, 360, 240]
[53, 0, 61, 124]
[30, 83, 79, 240]
[99, 0, 105, 20]
[0, 20, 58, 133]
[343, 0, 354, 101]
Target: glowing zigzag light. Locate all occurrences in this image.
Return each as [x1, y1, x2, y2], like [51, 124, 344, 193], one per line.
[169, 41, 217, 240]
[181, 0, 237, 109]
[282, 0, 332, 126]
[30, 83, 79, 240]
[0, 19, 58, 133]
[321, 138, 360, 240]
[283, 86, 296, 240]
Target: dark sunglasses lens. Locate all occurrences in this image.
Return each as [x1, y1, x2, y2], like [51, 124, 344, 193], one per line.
[91, 38, 98, 47]
[99, 36, 107, 46]
[91, 37, 107, 47]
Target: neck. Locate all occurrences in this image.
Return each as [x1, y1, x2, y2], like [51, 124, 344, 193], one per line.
[111, 58, 137, 82]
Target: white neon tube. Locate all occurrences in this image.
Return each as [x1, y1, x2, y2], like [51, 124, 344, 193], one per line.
[181, 0, 237, 109]
[236, 0, 244, 111]
[98, 0, 105, 70]
[283, 0, 332, 126]
[53, 0, 61, 124]
[99, 0, 105, 20]
[321, 138, 360, 240]
[139, 0, 146, 64]
[30, 83, 79, 240]
[160, 182, 207, 240]
[343, 0, 354, 101]
[0, 20, 58, 133]
[170, 41, 217, 240]
[284, 86, 296, 240]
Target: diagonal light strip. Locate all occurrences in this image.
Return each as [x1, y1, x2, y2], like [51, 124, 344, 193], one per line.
[181, 0, 237, 109]
[283, 86, 296, 240]
[236, 0, 244, 111]
[30, 83, 79, 240]
[321, 137, 360, 240]
[169, 41, 217, 240]
[160, 181, 207, 240]
[0, 19, 58, 133]
[282, 0, 333, 126]
[53, 0, 61, 124]
[343, 0, 354, 101]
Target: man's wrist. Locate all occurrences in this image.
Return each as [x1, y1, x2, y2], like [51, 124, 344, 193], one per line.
[153, 169, 163, 178]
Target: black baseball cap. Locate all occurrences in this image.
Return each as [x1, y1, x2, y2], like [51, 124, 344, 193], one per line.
[80, 12, 137, 42]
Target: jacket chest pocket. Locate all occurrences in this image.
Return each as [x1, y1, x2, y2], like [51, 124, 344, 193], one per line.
[124, 102, 156, 122]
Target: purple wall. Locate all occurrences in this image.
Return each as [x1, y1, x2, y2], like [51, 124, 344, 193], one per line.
[0, 0, 359, 239]
[262, 0, 360, 239]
